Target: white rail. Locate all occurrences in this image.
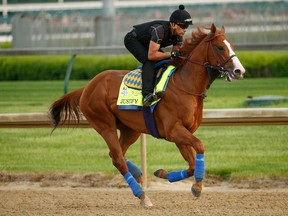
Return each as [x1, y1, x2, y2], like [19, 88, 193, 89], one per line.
[0, 108, 288, 128]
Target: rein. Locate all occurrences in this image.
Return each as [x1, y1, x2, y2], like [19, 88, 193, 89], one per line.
[172, 33, 237, 98]
[180, 33, 237, 78]
[171, 74, 207, 99]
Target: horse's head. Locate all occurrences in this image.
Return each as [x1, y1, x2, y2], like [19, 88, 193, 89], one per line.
[176, 24, 245, 82]
[205, 24, 245, 81]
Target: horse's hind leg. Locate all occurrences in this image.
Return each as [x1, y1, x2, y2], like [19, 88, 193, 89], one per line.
[81, 99, 128, 176]
[118, 125, 143, 184]
[117, 125, 152, 207]
[82, 107, 151, 207]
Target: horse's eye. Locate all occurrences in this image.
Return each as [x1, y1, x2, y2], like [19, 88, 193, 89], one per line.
[218, 46, 225, 51]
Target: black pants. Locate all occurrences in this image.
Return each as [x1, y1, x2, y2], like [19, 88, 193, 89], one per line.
[124, 31, 156, 97]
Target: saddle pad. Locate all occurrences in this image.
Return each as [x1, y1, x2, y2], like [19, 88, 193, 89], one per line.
[117, 65, 176, 110]
[123, 69, 142, 90]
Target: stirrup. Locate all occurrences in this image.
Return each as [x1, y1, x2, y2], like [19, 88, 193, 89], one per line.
[155, 91, 164, 99]
[143, 92, 164, 107]
[143, 93, 156, 107]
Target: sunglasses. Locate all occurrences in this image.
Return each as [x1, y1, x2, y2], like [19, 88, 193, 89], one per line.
[177, 23, 190, 30]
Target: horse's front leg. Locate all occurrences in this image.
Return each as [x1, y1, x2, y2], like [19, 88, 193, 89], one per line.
[99, 129, 151, 208]
[154, 143, 204, 197]
[154, 144, 195, 181]
[168, 126, 205, 197]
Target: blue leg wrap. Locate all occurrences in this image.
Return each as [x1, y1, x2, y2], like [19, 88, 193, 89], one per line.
[124, 172, 144, 198]
[166, 170, 189, 183]
[126, 158, 142, 179]
[194, 154, 205, 182]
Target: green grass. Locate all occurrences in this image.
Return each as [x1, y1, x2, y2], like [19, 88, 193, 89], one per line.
[0, 78, 287, 180]
[0, 126, 287, 179]
[205, 77, 288, 108]
[195, 126, 288, 179]
[0, 78, 287, 113]
[0, 80, 88, 113]
[0, 128, 113, 174]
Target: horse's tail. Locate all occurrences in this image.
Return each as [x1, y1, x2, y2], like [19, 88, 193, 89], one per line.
[49, 87, 84, 131]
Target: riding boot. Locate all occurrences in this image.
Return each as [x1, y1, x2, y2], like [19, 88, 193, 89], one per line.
[142, 61, 156, 106]
[142, 61, 155, 96]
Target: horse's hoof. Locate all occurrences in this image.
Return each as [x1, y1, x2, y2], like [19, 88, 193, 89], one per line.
[154, 169, 167, 179]
[136, 175, 143, 185]
[140, 195, 153, 208]
[191, 182, 202, 197]
[191, 185, 201, 197]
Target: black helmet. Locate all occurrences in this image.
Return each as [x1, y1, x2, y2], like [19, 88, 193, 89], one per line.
[169, 5, 193, 28]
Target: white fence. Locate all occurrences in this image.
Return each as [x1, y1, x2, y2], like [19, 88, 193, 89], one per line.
[1, 108, 288, 128]
[2, 0, 287, 48]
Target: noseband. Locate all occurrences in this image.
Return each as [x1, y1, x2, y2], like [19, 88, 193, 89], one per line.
[182, 33, 237, 79]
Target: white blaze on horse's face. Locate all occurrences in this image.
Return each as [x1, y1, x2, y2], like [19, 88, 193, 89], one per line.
[223, 39, 246, 81]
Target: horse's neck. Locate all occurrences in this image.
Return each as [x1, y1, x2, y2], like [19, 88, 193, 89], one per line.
[176, 40, 213, 95]
[175, 60, 209, 96]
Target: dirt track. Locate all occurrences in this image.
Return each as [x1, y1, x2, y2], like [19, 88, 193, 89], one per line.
[1, 174, 288, 216]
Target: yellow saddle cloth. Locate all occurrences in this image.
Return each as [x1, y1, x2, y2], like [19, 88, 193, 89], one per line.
[117, 65, 176, 110]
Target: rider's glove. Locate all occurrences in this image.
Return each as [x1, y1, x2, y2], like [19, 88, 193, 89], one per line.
[171, 50, 181, 58]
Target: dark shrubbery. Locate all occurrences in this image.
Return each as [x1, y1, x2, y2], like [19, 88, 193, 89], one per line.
[237, 51, 288, 78]
[0, 55, 139, 81]
[0, 51, 287, 81]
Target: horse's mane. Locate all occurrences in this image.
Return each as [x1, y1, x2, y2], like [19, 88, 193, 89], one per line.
[170, 26, 212, 67]
[183, 26, 210, 53]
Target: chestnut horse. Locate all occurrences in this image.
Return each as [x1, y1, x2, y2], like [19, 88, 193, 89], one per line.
[49, 24, 245, 207]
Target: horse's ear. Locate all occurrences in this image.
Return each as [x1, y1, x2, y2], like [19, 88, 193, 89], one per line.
[211, 23, 216, 33]
[221, 25, 225, 33]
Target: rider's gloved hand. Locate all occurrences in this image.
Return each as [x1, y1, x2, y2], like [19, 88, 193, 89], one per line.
[171, 50, 181, 58]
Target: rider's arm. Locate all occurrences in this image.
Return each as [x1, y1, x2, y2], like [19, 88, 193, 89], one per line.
[148, 40, 171, 61]
[147, 25, 171, 61]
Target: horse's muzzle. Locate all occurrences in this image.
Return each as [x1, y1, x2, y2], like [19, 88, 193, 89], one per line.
[226, 67, 245, 82]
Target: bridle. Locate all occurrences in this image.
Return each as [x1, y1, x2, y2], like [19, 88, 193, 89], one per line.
[173, 33, 237, 98]
[182, 33, 237, 78]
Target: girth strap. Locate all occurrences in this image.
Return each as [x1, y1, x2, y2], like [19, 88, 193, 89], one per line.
[143, 106, 161, 138]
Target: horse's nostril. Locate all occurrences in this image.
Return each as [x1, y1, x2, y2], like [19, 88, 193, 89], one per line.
[232, 69, 245, 80]
[234, 67, 246, 75]
[234, 69, 241, 75]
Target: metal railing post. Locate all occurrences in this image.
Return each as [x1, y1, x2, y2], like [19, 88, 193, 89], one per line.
[64, 54, 77, 94]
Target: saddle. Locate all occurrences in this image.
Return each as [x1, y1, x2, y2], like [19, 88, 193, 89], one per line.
[117, 59, 175, 110]
[124, 59, 170, 90]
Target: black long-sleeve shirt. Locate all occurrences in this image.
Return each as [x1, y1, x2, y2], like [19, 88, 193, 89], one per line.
[133, 20, 183, 48]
